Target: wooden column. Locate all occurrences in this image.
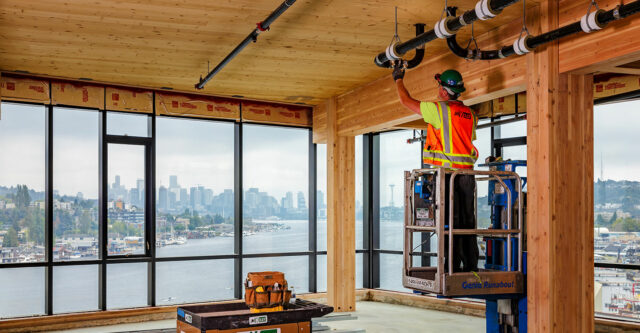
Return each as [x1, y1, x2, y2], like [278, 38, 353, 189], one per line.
[527, 0, 594, 331]
[325, 96, 356, 312]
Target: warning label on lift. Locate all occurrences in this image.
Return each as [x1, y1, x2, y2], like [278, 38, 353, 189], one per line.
[249, 315, 268, 325]
[405, 276, 435, 290]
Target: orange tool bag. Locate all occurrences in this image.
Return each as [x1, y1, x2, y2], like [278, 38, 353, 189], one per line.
[244, 271, 291, 311]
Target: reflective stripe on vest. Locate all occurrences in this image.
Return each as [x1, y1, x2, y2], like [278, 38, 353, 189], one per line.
[438, 102, 451, 154]
[423, 101, 477, 170]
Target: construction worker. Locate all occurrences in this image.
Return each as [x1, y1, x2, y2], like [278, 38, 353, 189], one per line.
[393, 65, 479, 272]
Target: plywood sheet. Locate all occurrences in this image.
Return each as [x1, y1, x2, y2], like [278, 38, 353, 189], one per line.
[242, 101, 311, 127]
[593, 75, 640, 100]
[106, 87, 153, 113]
[156, 92, 240, 120]
[52, 81, 104, 109]
[0, 75, 50, 103]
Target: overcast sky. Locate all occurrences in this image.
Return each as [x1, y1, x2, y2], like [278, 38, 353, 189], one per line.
[1, 99, 639, 202]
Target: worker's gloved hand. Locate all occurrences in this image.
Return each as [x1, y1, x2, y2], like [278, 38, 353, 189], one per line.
[392, 64, 405, 81]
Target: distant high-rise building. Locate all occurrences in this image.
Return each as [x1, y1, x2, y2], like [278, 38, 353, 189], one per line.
[203, 188, 213, 206]
[115, 175, 121, 188]
[130, 188, 140, 207]
[170, 175, 178, 189]
[180, 188, 188, 207]
[169, 191, 177, 210]
[283, 191, 294, 209]
[77, 192, 84, 200]
[297, 191, 306, 210]
[158, 186, 168, 211]
[190, 186, 203, 210]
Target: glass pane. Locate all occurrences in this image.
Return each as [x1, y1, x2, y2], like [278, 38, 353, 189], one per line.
[502, 146, 527, 178]
[379, 131, 421, 251]
[244, 256, 309, 293]
[595, 267, 640, 321]
[316, 253, 363, 293]
[107, 112, 149, 137]
[475, 120, 492, 171]
[156, 260, 234, 305]
[0, 103, 46, 262]
[108, 144, 146, 255]
[107, 263, 147, 309]
[317, 144, 327, 252]
[54, 107, 99, 261]
[475, 122, 493, 228]
[355, 135, 363, 250]
[380, 253, 412, 292]
[243, 125, 309, 254]
[0, 267, 45, 318]
[54, 265, 99, 313]
[156, 117, 234, 257]
[496, 116, 526, 139]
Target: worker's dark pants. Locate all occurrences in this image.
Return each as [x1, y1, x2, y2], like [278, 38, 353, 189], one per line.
[443, 174, 479, 272]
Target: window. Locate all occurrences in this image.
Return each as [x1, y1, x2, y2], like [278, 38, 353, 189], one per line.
[107, 144, 146, 255]
[317, 144, 327, 252]
[0, 267, 45, 318]
[156, 259, 234, 305]
[0, 103, 46, 262]
[0, 100, 329, 317]
[594, 99, 640, 321]
[355, 135, 364, 250]
[107, 263, 147, 309]
[53, 265, 99, 314]
[106, 112, 149, 137]
[379, 131, 421, 251]
[475, 121, 493, 231]
[155, 117, 235, 257]
[242, 125, 309, 254]
[53, 107, 99, 261]
[494, 116, 527, 178]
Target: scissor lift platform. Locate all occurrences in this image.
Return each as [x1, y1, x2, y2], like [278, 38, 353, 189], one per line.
[403, 167, 525, 297]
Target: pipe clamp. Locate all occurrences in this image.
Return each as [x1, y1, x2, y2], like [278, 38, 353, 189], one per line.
[475, 0, 501, 21]
[580, 9, 605, 33]
[434, 18, 455, 39]
[613, 6, 621, 19]
[386, 42, 401, 61]
[513, 35, 532, 55]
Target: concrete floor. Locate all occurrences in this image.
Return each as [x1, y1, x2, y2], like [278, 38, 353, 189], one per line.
[51, 301, 485, 333]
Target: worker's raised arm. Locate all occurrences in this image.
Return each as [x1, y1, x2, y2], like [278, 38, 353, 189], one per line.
[393, 67, 421, 116]
[395, 79, 421, 115]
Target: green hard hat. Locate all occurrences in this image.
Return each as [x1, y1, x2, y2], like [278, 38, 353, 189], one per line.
[435, 69, 466, 94]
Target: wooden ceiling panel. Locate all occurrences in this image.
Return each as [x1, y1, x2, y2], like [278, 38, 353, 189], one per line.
[0, 0, 537, 105]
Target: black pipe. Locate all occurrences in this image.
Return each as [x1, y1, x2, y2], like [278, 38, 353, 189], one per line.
[377, 23, 427, 69]
[447, 34, 515, 59]
[407, 24, 426, 68]
[374, 0, 521, 67]
[446, 0, 640, 61]
[195, 0, 297, 89]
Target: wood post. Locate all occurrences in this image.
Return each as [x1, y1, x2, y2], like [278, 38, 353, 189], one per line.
[527, 0, 595, 330]
[325, 96, 356, 312]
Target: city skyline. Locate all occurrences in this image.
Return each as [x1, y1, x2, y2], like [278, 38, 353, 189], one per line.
[3, 102, 640, 202]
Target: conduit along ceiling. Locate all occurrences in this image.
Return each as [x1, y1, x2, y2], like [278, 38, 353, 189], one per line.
[0, 0, 538, 105]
